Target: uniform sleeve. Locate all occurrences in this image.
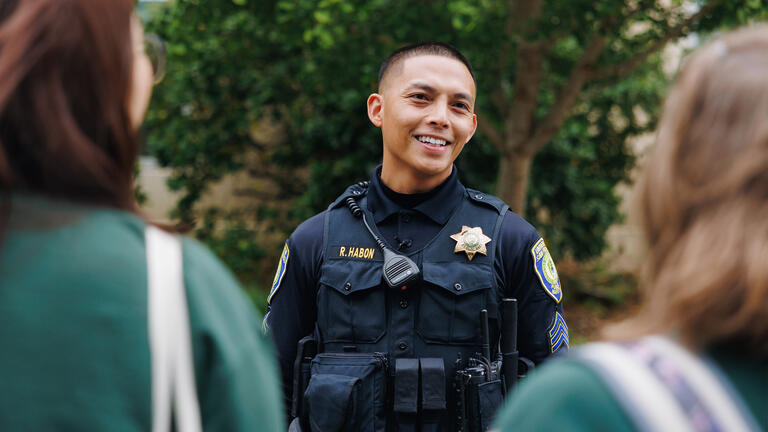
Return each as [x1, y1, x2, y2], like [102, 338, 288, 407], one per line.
[494, 212, 568, 365]
[492, 360, 635, 432]
[262, 212, 325, 422]
[181, 238, 285, 432]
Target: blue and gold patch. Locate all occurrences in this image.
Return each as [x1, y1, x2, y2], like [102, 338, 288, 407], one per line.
[267, 242, 290, 305]
[530, 238, 562, 303]
[548, 312, 569, 353]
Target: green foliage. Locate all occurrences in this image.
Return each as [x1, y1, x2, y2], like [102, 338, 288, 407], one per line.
[562, 263, 639, 307]
[559, 262, 640, 344]
[247, 284, 268, 316]
[194, 208, 266, 287]
[529, 56, 667, 259]
[143, 0, 768, 288]
[133, 162, 147, 205]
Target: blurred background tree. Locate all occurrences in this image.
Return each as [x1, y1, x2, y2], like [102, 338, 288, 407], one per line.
[142, 0, 767, 302]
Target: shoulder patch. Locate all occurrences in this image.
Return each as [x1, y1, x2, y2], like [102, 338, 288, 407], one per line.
[548, 312, 569, 353]
[267, 242, 289, 304]
[531, 238, 562, 303]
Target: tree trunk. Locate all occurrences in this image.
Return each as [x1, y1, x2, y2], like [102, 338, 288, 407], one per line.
[496, 151, 533, 216]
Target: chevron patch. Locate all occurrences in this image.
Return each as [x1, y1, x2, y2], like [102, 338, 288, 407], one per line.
[548, 312, 569, 353]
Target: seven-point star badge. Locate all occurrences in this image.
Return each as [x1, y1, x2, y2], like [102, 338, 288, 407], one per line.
[450, 225, 492, 261]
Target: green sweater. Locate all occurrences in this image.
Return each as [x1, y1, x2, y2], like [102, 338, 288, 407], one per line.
[0, 194, 284, 431]
[493, 344, 767, 431]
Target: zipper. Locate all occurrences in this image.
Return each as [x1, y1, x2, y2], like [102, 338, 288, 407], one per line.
[316, 352, 388, 369]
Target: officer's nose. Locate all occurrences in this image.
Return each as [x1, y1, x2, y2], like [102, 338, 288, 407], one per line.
[426, 102, 449, 129]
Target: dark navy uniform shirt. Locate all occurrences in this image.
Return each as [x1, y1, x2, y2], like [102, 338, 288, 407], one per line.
[265, 166, 567, 413]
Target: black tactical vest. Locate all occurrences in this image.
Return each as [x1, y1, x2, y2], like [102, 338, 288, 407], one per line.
[312, 184, 508, 431]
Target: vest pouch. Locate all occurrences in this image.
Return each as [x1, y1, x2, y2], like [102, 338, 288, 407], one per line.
[317, 261, 386, 344]
[476, 380, 503, 431]
[417, 262, 493, 344]
[304, 352, 388, 432]
[304, 374, 360, 432]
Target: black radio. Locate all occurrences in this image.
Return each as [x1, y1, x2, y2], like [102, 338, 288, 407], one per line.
[454, 300, 524, 432]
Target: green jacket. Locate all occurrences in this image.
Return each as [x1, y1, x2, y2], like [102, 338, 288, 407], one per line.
[493, 343, 767, 431]
[0, 194, 284, 431]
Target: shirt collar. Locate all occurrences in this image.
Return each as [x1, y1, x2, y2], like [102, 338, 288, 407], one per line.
[366, 165, 465, 225]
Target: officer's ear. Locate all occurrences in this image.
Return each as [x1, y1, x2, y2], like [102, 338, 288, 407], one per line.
[367, 93, 383, 127]
[468, 113, 478, 141]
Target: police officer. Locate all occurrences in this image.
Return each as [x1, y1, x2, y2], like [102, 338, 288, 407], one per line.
[264, 42, 568, 431]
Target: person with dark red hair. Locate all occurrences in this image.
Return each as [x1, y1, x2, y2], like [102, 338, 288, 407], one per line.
[0, 1, 283, 430]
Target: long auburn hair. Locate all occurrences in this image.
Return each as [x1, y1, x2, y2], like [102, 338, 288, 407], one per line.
[0, 0, 138, 210]
[608, 27, 768, 357]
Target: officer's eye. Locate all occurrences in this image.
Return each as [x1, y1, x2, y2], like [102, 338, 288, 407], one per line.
[453, 102, 470, 111]
[409, 93, 429, 101]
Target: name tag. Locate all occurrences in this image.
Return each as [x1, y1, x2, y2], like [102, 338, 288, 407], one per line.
[329, 245, 381, 261]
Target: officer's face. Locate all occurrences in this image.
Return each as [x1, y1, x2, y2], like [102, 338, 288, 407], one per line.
[367, 55, 477, 192]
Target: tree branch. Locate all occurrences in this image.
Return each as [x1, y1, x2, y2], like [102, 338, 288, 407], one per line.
[476, 110, 506, 155]
[492, 0, 543, 120]
[506, 0, 542, 38]
[518, 0, 670, 154]
[506, 40, 546, 153]
[541, 26, 576, 50]
[524, 34, 607, 154]
[590, 0, 723, 81]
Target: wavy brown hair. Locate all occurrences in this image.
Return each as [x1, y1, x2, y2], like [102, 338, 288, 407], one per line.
[607, 27, 768, 357]
[0, 0, 137, 210]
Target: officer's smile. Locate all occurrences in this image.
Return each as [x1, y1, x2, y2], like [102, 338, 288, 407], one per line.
[414, 134, 451, 148]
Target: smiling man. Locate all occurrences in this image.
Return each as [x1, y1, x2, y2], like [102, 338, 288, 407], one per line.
[371, 53, 477, 193]
[265, 42, 567, 431]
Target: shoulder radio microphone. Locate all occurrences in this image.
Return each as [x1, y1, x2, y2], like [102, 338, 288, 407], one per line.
[345, 182, 420, 289]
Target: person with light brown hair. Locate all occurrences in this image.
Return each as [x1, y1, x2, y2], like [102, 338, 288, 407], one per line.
[0, 0, 283, 430]
[492, 26, 768, 432]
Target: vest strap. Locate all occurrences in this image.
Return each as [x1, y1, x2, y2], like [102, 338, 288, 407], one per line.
[489, 203, 508, 293]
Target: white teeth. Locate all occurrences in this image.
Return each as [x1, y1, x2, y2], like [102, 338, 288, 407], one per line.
[416, 136, 448, 146]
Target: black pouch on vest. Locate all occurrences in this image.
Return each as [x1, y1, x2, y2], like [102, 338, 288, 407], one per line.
[476, 380, 503, 431]
[420, 358, 446, 432]
[292, 335, 317, 420]
[303, 352, 388, 432]
[303, 374, 360, 431]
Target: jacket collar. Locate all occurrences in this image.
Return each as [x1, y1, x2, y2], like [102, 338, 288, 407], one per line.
[366, 165, 465, 225]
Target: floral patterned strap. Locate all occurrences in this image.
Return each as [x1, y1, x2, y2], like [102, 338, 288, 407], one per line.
[576, 335, 759, 432]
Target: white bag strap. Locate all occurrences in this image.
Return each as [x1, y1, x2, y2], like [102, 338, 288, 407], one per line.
[146, 226, 203, 432]
[577, 335, 760, 432]
[643, 336, 761, 432]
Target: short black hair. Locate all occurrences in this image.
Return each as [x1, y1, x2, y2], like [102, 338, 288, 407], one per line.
[377, 41, 476, 91]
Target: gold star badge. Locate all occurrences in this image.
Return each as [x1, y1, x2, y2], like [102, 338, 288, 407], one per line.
[450, 226, 492, 261]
